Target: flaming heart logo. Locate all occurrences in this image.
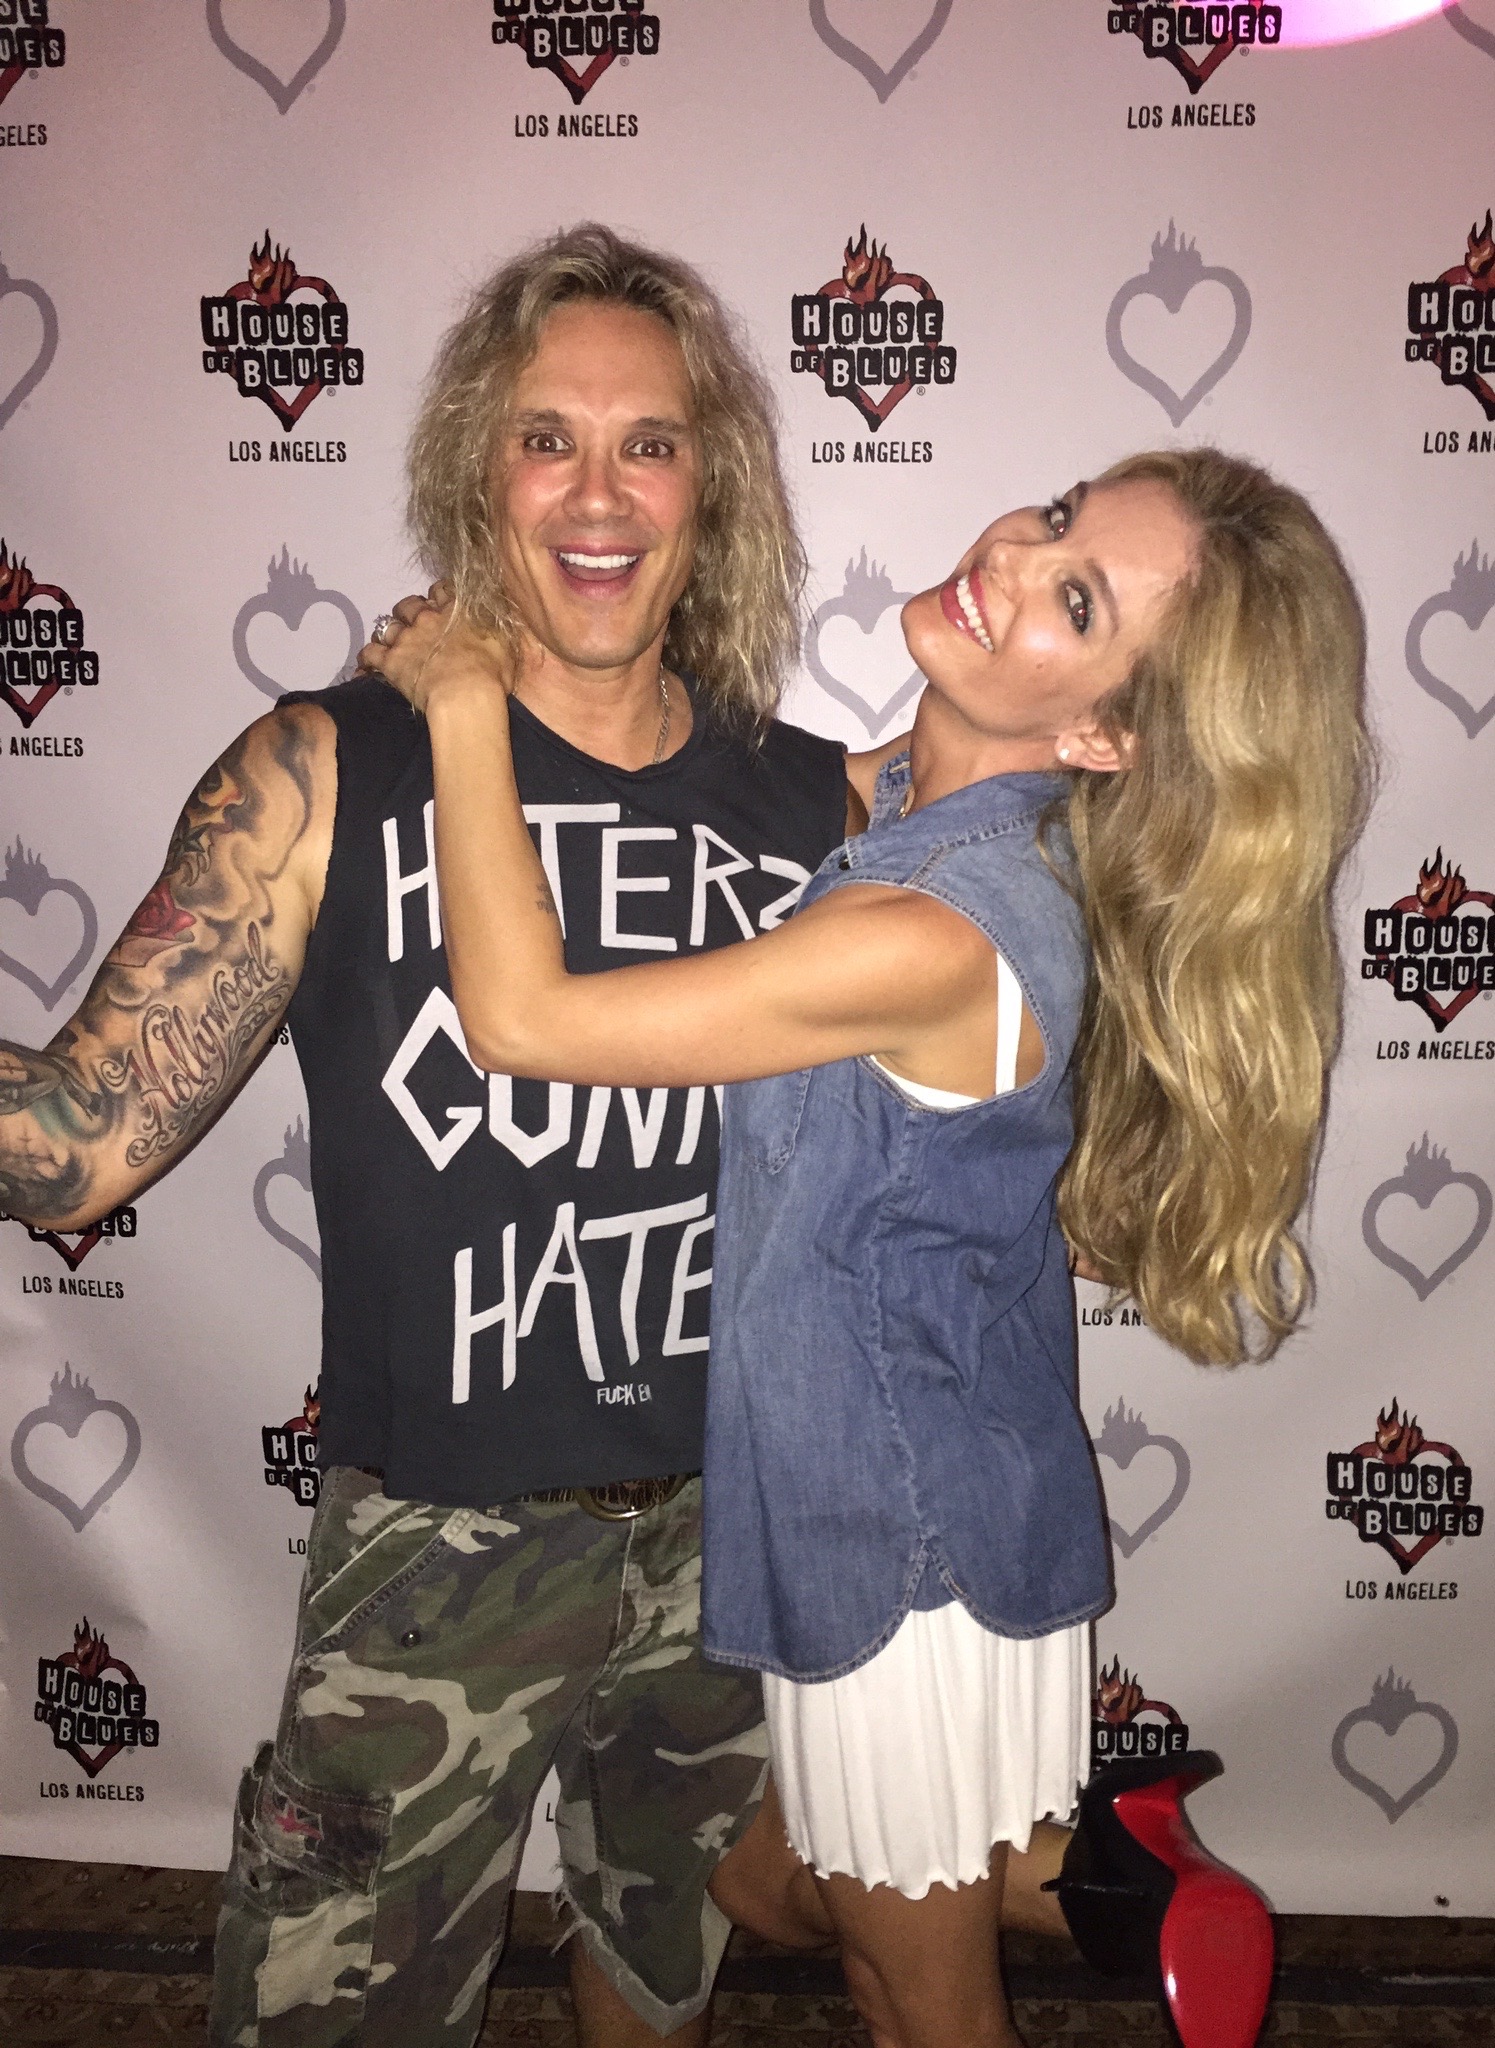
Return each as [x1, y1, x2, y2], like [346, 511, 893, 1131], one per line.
[24, 1222, 103, 1269]
[1111, 1, 1274, 93]
[35, 1617, 156, 1779]
[1365, 849, 1495, 1033]
[805, 550, 922, 738]
[1447, 3, 1495, 63]
[203, 235, 358, 431]
[1332, 1669, 1459, 1823]
[206, 0, 346, 113]
[493, 7, 661, 104]
[253, 1119, 321, 1280]
[1405, 543, 1495, 739]
[1092, 1399, 1191, 1559]
[791, 227, 955, 433]
[0, 541, 95, 729]
[1106, 224, 1252, 426]
[0, 252, 58, 432]
[0, 839, 97, 1009]
[808, 0, 953, 101]
[0, 6, 65, 107]
[234, 549, 363, 702]
[1333, 1398, 1480, 1575]
[1362, 1136, 1491, 1300]
[11, 1364, 142, 1533]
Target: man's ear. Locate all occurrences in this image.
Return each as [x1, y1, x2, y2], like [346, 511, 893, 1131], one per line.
[1056, 718, 1136, 775]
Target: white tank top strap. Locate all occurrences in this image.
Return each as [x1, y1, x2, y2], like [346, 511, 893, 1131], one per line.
[995, 952, 1022, 1096]
[870, 950, 1023, 1108]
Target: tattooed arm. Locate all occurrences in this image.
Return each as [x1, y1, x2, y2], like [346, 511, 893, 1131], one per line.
[0, 703, 335, 1230]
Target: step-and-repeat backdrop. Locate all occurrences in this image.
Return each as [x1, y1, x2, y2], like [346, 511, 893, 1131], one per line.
[2, 0, 1491, 1912]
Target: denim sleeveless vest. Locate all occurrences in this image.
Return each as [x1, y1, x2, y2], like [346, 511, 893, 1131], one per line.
[702, 757, 1112, 1681]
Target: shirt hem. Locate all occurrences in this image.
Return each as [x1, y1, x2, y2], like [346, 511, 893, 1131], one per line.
[703, 1587, 1111, 1685]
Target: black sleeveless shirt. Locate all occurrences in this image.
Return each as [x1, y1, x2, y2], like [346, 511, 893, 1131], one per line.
[285, 675, 846, 1506]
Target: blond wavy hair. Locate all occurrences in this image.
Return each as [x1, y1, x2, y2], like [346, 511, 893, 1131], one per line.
[406, 223, 803, 728]
[1061, 449, 1373, 1364]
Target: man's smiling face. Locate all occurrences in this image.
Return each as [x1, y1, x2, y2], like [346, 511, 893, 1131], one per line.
[490, 299, 702, 676]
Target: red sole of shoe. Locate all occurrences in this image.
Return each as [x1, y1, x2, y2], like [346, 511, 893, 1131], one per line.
[1114, 1777, 1275, 2048]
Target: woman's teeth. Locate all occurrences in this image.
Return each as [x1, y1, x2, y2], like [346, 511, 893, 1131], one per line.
[558, 551, 640, 571]
[955, 573, 994, 653]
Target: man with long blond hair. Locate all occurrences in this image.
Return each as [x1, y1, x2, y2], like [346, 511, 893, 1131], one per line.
[0, 224, 851, 2045]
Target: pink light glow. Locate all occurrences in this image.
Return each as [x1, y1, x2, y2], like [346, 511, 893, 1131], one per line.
[1276, 0, 1447, 48]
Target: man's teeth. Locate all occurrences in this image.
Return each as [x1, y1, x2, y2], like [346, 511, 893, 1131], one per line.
[557, 551, 640, 571]
[955, 574, 994, 653]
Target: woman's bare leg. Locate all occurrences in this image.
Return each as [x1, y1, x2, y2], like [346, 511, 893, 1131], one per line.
[815, 1849, 1023, 2048]
[712, 1782, 1075, 1951]
[1000, 1820, 1072, 1939]
[708, 1779, 836, 1949]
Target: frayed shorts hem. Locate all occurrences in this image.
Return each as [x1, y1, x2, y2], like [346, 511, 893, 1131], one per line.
[553, 1883, 731, 2033]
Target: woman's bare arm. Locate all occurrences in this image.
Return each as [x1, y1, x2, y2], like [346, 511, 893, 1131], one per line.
[418, 675, 990, 1087]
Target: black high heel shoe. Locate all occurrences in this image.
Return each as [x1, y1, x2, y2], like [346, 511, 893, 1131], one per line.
[1045, 1752, 1274, 2048]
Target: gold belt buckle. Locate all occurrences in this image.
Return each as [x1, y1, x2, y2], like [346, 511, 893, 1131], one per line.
[573, 1474, 689, 1523]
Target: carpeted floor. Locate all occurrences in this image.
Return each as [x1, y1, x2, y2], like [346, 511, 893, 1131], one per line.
[1, 1857, 1492, 2044]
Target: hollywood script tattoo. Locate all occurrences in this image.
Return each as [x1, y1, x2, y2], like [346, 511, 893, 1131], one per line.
[96, 923, 290, 1166]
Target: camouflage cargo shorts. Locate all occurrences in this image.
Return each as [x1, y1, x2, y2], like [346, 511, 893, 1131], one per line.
[210, 1466, 768, 2045]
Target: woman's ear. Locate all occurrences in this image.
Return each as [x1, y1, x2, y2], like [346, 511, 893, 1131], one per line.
[1056, 719, 1136, 775]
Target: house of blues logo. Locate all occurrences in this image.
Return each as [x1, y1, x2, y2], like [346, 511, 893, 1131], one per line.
[9, 1202, 137, 1274]
[791, 227, 957, 433]
[1407, 212, 1495, 427]
[0, 0, 65, 107]
[1092, 1656, 1190, 1766]
[201, 235, 363, 433]
[0, 543, 98, 730]
[35, 1619, 159, 1779]
[492, 0, 659, 103]
[1106, 1, 1282, 93]
[263, 1382, 321, 1507]
[1362, 849, 1495, 1032]
[1326, 1401, 1484, 1576]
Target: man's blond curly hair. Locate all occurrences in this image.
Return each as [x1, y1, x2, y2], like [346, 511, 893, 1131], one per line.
[407, 222, 804, 729]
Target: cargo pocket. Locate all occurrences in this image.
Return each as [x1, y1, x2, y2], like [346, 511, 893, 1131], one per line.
[213, 1744, 392, 2041]
[231, 1741, 392, 1909]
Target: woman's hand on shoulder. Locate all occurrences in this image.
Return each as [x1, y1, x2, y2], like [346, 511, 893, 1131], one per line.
[359, 582, 513, 717]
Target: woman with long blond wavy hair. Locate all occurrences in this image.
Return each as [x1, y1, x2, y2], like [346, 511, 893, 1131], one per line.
[367, 441, 1370, 2048]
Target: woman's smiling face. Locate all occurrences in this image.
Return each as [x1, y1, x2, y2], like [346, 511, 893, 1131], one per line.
[901, 478, 1198, 761]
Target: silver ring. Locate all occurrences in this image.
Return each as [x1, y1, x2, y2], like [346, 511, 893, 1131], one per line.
[371, 612, 397, 646]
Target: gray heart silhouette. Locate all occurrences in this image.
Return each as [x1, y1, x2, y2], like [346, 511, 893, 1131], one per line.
[806, 550, 923, 737]
[1332, 1669, 1458, 1823]
[1092, 1399, 1191, 1559]
[234, 548, 364, 701]
[0, 256, 59, 431]
[12, 1364, 141, 1533]
[0, 840, 98, 1009]
[809, 0, 953, 102]
[253, 1118, 321, 1280]
[1362, 1135, 1491, 1300]
[207, 0, 346, 114]
[1448, 3, 1495, 61]
[1106, 223, 1251, 427]
[1405, 543, 1495, 739]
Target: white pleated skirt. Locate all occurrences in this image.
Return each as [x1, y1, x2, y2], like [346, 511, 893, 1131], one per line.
[763, 1602, 1091, 1900]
